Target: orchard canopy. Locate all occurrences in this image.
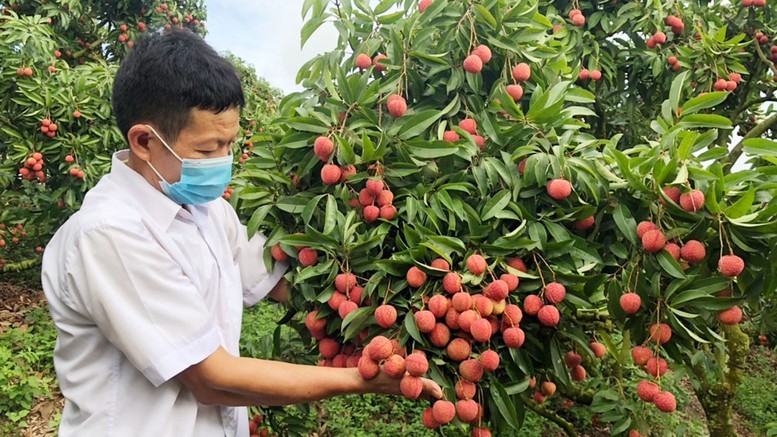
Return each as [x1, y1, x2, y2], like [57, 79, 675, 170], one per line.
[232, 0, 777, 435]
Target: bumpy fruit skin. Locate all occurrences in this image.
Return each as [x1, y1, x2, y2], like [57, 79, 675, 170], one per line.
[456, 379, 477, 399]
[642, 229, 667, 253]
[653, 391, 677, 412]
[456, 399, 479, 423]
[470, 318, 493, 342]
[717, 305, 743, 325]
[571, 13, 585, 26]
[662, 186, 682, 204]
[355, 53, 372, 69]
[338, 301, 358, 319]
[620, 292, 642, 314]
[305, 311, 327, 332]
[430, 258, 450, 271]
[459, 118, 478, 134]
[432, 400, 456, 424]
[319, 338, 340, 359]
[405, 352, 429, 376]
[428, 294, 450, 318]
[447, 338, 472, 362]
[636, 221, 658, 239]
[451, 292, 471, 312]
[387, 94, 407, 117]
[637, 380, 660, 402]
[590, 342, 606, 358]
[376, 189, 394, 206]
[680, 240, 706, 264]
[506, 84, 524, 101]
[544, 282, 566, 304]
[421, 407, 439, 429]
[523, 294, 543, 315]
[460, 359, 484, 382]
[541, 381, 557, 396]
[335, 273, 357, 293]
[507, 257, 528, 272]
[533, 391, 547, 404]
[511, 62, 531, 81]
[379, 204, 397, 220]
[590, 69, 602, 80]
[564, 351, 582, 368]
[321, 164, 342, 185]
[358, 356, 380, 380]
[579, 68, 590, 80]
[418, 0, 433, 13]
[646, 357, 669, 377]
[271, 244, 288, 262]
[429, 323, 451, 347]
[631, 346, 653, 366]
[574, 216, 595, 231]
[718, 255, 745, 277]
[367, 335, 393, 361]
[679, 190, 705, 212]
[463, 54, 484, 74]
[407, 266, 427, 288]
[472, 427, 492, 437]
[480, 349, 500, 371]
[664, 243, 681, 261]
[538, 305, 560, 327]
[298, 247, 319, 267]
[443, 130, 460, 142]
[500, 273, 520, 291]
[466, 254, 487, 275]
[458, 310, 479, 332]
[415, 310, 436, 333]
[649, 323, 672, 345]
[471, 44, 492, 63]
[400, 374, 423, 399]
[546, 178, 572, 200]
[313, 136, 334, 161]
[373, 54, 388, 71]
[570, 365, 586, 381]
[382, 354, 406, 378]
[485, 280, 509, 300]
[375, 304, 398, 328]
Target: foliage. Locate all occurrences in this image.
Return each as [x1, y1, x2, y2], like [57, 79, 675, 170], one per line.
[733, 348, 777, 433]
[233, 0, 777, 434]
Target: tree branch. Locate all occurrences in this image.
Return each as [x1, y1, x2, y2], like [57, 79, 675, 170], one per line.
[723, 111, 777, 173]
[524, 398, 577, 436]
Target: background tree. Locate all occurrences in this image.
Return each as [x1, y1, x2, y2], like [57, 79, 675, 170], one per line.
[234, 0, 777, 435]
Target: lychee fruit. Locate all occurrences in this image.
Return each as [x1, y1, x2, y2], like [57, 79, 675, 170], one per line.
[375, 304, 398, 328]
[511, 62, 531, 82]
[642, 229, 667, 253]
[653, 391, 676, 412]
[590, 341, 606, 358]
[579, 68, 590, 80]
[456, 379, 477, 399]
[502, 304, 522, 326]
[466, 254, 487, 275]
[523, 294, 543, 316]
[717, 305, 743, 325]
[718, 255, 744, 277]
[574, 216, 595, 231]
[319, 338, 340, 359]
[463, 54, 483, 74]
[400, 374, 423, 399]
[379, 204, 397, 220]
[421, 407, 439, 429]
[314, 136, 334, 161]
[451, 292, 472, 312]
[430, 258, 450, 270]
[503, 327, 525, 348]
[472, 427, 492, 437]
[646, 357, 669, 377]
[363, 205, 380, 223]
[415, 310, 436, 333]
[271, 244, 288, 262]
[366, 178, 384, 195]
[480, 350, 500, 371]
[407, 266, 427, 288]
[447, 338, 472, 362]
[507, 257, 528, 272]
[373, 54, 388, 71]
[649, 323, 672, 345]
[335, 272, 357, 293]
[305, 311, 327, 333]
[590, 69, 602, 80]
[405, 352, 429, 376]
[485, 280, 509, 300]
[662, 186, 681, 204]
[382, 354, 406, 378]
[544, 282, 566, 304]
[541, 381, 557, 396]
[321, 164, 342, 185]
[427, 294, 450, 318]
[470, 318, 493, 342]
[418, 0, 433, 13]
[471, 44, 492, 63]
[636, 221, 658, 239]
[680, 240, 706, 264]
[387, 94, 407, 118]
[533, 390, 547, 404]
[619, 293, 642, 315]
[338, 300, 358, 319]
[432, 400, 456, 424]
[538, 305, 560, 327]
[367, 335, 393, 361]
[570, 365, 586, 381]
[443, 272, 463, 294]
[506, 84, 524, 101]
[458, 310, 479, 332]
[358, 356, 380, 379]
[429, 323, 451, 348]
[680, 190, 705, 212]
[664, 243, 681, 261]
[472, 295, 494, 317]
[564, 351, 582, 368]
[546, 178, 572, 200]
[637, 380, 660, 402]
[443, 130, 460, 142]
[460, 358, 484, 382]
[456, 399, 479, 423]
[355, 53, 372, 70]
[298, 247, 319, 266]
[632, 346, 653, 366]
[500, 273, 519, 291]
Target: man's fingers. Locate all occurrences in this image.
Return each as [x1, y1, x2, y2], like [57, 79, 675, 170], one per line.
[422, 377, 443, 399]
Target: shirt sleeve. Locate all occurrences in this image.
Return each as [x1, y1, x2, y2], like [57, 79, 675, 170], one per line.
[66, 223, 222, 387]
[215, 199, 289, 306]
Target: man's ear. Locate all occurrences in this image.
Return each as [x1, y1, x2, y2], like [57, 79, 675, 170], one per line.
[127, 124, 155, 161]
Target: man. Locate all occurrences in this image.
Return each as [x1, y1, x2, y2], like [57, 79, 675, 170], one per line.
[41, 29, 441, 437]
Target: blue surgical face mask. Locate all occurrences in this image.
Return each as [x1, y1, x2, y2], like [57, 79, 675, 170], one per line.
[145, 125, 233, 205]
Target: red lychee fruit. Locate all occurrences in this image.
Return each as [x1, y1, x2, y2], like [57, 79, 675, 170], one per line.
[502, 304, 522, 326]
[432, 400, 456, 424]
[729, 72, 742, 83]
[358, 356, 380, 380]
[338, 300, 358, 319]
[430, 258, 450, 270]
[459, 118, 477, 134]
[373, 54, 388, 71]
[466, 254, 487, 275]
[620, 292, 642, 315]
[646, 357, 668, 377]
[470, 318, 493, 342]
[642, 229, 667, 253]
[313, 136, 334, 161]
[570, 365, 586, 381]
[574, 216, 595, 231]
[480, 349, 500, 371]
[458, 310, 479, 332]
[321, 164, 342, 185]
[428, 294, 450, 318]
[363, 205, 380, 223]
[653, 391, 676, 412]
[340, 165, 357, 183]
[714, 79, 728, 91]
[590, 69, 602, 80]
[456, 379, 477, 399]
[366, 178, 383, 196]
[718, 255, 744, 277]
[460, 358, 484, 382]
[298, 247, 319, 266]
[407, 266, 427, 288]
[382, 354, 406, 378]
[500, 273, 519, 291]
[447, 338, 472, 362]
[375, 304, 397, 328]
[358, 188, 376, 207]
[335, 272, 357, 293]
[400, 374, 423, 399]
[485, 280, 509, 300]
[456, 399, 479, 423]
[429, 322, 451, 347]
[367, 335, 393, 361]
[590, 341, 606, 358]
[538, 305, 560, 327]
[546, 178, 572, 200]
[443, 272, 463, 294]
[518, 158, 528, 175]
[664, 243, 681, 261]
[523, 294, 543, 316]
[637, 380, 660, 402]
[305, 311, 327, 332]
[544, 282, 566, 304]
[452, 292, 472, 312]
[511, 62, 531, 82]
[319, 338, 340, 359]
[472, 135, 486, 149]
[679, 190, 705, 212]
[445, 307, 461, 330]
[533, 390, 547, 404]
[649, 323, 672, 345]
[415, 310, 436, 333]
[418, 0, 433, 13]
[387, 94, 407, 118]
[471, 45, 492, 63]
[355, 53, 372, 69]
[654, 32, 667, 44]
[472, 294, 494, 317]
[271, 244, 288, 262]
[564, 351, 582, 368]
[463, 54, 483, 74]
[579, 68, 590, 80]
[541, 381, 557, 396]
[632, 346, 653, 366]
[472, 427, 492, 437]
[717, 305, 743, 325]
[507, 257, 528, 272]
[379, 204, 397, 220]
[680, 240, 706, 264]
[506, 84, 524, 101]
[421, 407, 439, 429]
[503, 327, 525, 348]
[405, 352, 429, 376]
[636, 221, 658, 239]
[443, 130, 460, 142]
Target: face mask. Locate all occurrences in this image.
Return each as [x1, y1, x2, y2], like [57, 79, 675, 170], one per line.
[145, 125, 233, 205]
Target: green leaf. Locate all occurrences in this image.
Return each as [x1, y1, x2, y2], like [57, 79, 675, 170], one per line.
[681, 92, 728, 115]
[490, 380, 520, 429]
[323, 195, 337, 236]
[481, 190, 511, 221]
[725, 186, 755, 219]
[405, 140, 459, 159]
[678, 114, 732, 129]
[613, 204, 637, 245]
[473, 5, 498, 28]
[670, 289, 711, 306]
[403, 311, 423, 343]
[668, 71, 688, 112]
[742, 138, 777, 157]
[301, 15, 327, 49]
[656, 251, 686, 279]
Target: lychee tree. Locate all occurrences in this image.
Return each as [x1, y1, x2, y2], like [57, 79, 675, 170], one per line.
[234, 0, 776, 435]
[0, 1, 281, 272]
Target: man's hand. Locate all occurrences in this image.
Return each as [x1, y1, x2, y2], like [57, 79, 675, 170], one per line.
[267, 278, 289, 303]
[365, 370, 443, 400]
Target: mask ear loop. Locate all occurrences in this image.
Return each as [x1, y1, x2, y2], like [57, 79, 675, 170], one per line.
[145, 125, 183, 162]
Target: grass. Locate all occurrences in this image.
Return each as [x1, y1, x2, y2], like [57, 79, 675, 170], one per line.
[734, 347, 777, 434]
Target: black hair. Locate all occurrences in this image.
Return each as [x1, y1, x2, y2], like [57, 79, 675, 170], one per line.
[112, 28, 245, 144]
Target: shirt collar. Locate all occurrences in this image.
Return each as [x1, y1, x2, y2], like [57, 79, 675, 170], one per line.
[109, 149, 185, 231]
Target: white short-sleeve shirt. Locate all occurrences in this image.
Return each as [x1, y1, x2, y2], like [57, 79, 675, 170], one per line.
[41, 150, 287, 437]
